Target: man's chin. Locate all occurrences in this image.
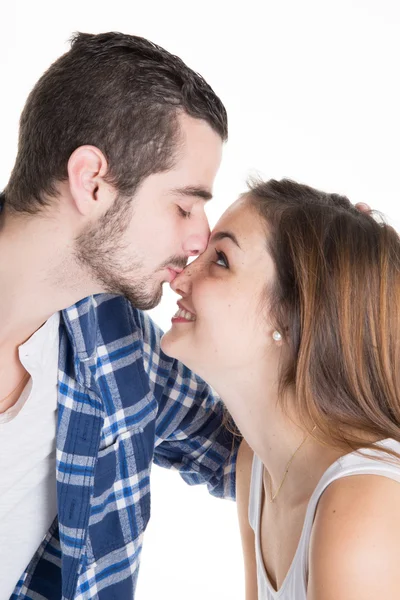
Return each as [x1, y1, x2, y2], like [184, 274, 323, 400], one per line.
[124, 285, 163, 311]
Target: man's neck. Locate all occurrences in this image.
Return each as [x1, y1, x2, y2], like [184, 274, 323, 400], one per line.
[0, 209, 96, 349]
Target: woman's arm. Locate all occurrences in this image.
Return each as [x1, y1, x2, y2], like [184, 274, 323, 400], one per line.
[236, 439, 258, 600]
[308, 474, 400, 600]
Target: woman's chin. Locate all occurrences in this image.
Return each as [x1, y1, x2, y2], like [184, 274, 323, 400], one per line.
[161, 333, 202, 374]
[160, 331, 177, 358]
[160, 331, 188, 362]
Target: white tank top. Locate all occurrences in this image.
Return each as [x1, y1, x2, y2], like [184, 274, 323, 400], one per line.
[249, 438, 400, 599]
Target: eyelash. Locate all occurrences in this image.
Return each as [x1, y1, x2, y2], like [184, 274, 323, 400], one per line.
[178, 206, 191, 218]
[214, 249, 229, 268]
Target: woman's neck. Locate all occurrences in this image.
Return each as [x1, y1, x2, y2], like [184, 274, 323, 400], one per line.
[214, 371, 343, 505]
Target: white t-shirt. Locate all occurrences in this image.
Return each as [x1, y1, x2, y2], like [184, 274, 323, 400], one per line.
[0, 312, 59, 599]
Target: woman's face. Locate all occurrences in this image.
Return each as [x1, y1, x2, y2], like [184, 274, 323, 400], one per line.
[161, 197, 281, 384]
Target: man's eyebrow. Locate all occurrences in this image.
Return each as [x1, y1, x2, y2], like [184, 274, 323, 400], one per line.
[171, 186, 213, 201]
[210, 230, 242, 250]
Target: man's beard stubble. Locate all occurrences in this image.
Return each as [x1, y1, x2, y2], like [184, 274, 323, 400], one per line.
[74, 197, 163, 310]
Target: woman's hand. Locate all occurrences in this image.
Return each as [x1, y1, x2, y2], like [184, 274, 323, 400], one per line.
[355, 202, 371, 213]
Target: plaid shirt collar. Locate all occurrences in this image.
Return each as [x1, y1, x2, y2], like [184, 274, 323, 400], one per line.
[63, 296, 99, 361]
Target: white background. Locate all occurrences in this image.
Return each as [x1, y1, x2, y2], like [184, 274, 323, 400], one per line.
[1, 1, 400, 598]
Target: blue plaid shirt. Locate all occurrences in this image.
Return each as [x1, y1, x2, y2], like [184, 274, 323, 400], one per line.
[11, 294, 238, 599]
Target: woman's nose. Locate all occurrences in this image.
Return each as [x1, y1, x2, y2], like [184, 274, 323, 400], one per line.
[170, 261, 195, 295]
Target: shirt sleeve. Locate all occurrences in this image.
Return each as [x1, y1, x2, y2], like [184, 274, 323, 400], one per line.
[133, 307, 240, 501]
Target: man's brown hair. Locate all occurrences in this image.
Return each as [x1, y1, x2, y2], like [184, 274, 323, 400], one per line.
[4, 32, 227, 214]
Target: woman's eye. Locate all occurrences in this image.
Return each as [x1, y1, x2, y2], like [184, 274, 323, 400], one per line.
[178, 206, 191, 218]
[214, 249, 229, 268]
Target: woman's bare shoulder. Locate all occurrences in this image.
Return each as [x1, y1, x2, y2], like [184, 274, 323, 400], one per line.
[308, 474, 400, 600]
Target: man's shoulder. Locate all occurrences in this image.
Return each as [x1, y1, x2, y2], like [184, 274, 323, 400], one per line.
[61, 294, 161, 357]
[93, 293, 143, 331]
[63, 293, 158, 332]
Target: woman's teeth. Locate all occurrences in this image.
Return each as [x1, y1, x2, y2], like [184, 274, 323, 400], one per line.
[174, 308, 196, 321]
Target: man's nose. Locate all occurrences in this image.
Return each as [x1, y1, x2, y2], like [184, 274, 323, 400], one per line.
[183, 225, 210, 257]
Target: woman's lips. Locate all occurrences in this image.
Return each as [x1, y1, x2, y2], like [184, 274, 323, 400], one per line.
[172, 302, 196, 322]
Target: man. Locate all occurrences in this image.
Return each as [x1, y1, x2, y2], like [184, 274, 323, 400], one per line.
[0, 32, 238, 599]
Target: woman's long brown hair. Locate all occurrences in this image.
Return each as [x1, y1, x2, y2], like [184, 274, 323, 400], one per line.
[248, 178, 400, 456]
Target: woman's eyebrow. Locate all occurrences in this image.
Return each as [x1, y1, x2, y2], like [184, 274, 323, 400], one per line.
[210, 230, 242, 250]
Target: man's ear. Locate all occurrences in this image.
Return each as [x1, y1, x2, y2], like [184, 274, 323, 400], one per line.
[67, 145, 109, 216]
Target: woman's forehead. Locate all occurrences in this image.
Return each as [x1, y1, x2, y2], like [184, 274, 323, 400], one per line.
[212, 197, 264, 244]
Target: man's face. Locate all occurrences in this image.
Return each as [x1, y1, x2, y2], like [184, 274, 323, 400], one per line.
[75, 114, 223, 309]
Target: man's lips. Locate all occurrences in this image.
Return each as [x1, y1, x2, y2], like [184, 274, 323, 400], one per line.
[166, 267, 183, 282]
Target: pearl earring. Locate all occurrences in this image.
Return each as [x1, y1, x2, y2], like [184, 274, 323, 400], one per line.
[272, 330, 282, 342]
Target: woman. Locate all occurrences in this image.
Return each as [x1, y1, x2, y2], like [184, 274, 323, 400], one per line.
[161, 178, 400, 599]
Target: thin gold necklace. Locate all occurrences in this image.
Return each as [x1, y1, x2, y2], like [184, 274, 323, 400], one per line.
[266, 425, 316, 502]
[0, 372, 30, 406]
